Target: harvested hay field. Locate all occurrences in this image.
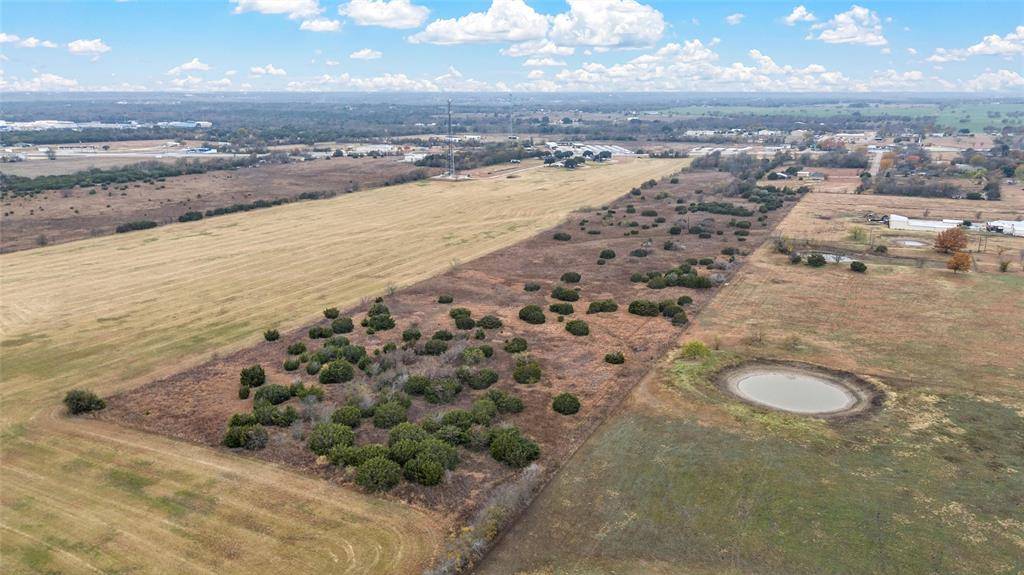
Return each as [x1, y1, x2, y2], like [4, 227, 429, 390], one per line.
[0, 158, 684, 574]
[480, 191, 1024, 575]
[98, 168, 803, 569]
[0, 156, 437, 252]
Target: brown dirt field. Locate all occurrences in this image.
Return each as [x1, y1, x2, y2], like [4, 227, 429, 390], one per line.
[0, 156, 437, 252]
[100, 169, 801, 526]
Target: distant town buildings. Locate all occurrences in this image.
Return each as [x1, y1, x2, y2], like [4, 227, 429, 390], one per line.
[0, 119, 213, 132]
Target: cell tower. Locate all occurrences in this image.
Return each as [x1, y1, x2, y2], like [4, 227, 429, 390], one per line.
[446, 98, 455, 178]
[507, 92, 516, 140]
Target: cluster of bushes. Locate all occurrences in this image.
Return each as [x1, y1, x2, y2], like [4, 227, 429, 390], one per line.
[629, 299, 688, 325]
[518, 305, 546, 324]
[682, 201, 754, 217]
[361, 298, 395, 334]
[565, 320, 589, 336]
[63, 389, 105, 415]
[553, 232, 572, 241]
[513, 357, 542, 384]
[630, 267, 713, 290]
[549, 302, 574, 316]
[115, 220, 158, 234]
[449, 307, 477, 330]
[586, 299, 618, 314]
[550, 286, 580, 302]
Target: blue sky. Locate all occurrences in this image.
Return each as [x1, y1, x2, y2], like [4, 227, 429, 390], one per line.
[1, 0, 1022, 92]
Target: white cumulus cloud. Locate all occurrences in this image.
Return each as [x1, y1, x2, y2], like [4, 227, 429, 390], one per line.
[409, 0, 548, 45]
[811, 5, 887, 46]
[250, 63, 287, 76]
[68, 38, 111, 56]
[964, 69, 1024, 92]
[549, 0, 664, 48]
[784, 5, 816, 25]
[524, 57, 566, 67]
[19, 37, 58, 48]
[928, 26, 1024, 63]
[230, 0, 321, 19]
[725, 13, 745, 26]
[300, 18, 341, 31]
[340, 0, 429, 29]
[500, 39, 574, 57]
[350, 48, 382, 59]
[167, 58, 211, 75]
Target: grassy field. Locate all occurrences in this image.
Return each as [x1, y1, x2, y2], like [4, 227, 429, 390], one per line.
[480, 191, 1024, 575]
[0, 157, 687, 574]
[662, 102, 1024, 133]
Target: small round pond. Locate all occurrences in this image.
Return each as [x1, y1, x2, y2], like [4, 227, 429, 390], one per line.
[721, 363, 874, 416]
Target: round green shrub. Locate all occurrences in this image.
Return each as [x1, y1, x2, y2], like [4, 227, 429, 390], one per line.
[331, 405, 362, 427]
[489, 427, 540, 468]
[806, 253, 827, 267]
[318, 360, 355, 384]
[388, 438, 422, 464]
[423, 378, 462, 404]
[287, 342, 307, 355]
[403, 374, 430, 395]
[647, 276, 667, 289]
[518, 305, 546, 324]
[553, 232, 571, 241]
[604, 351, 625, 364]
[587, 299, 618, 313]
[437, 294, 454, 304]
[323, 307, 340, 319]
[422, 338, 448, 356]
[330, 443, 388, 467]
[402, 327, 421, 342]
[504, 337, 528, 353]
[305, 361, 321, 375]
[307, 422, 355, 456]
[308, 326, 331, 339]
[524, 282, 541, 292]
[418, 438, 459, 469]
[432, 329, 453, 341]
[629, 248, 649, 258]
[671, 311, 689, 326]
[449, 307, 472, 320]
[549, 302, 574, 315]
[468, 368, 499, 390]
[599, 249, 616, 259]
[253, 384, 290, 405]
[440, 409, 476, 430]
[238, 385, 250, 399]
[660, 303, 683, 318]
[63, 389, 105, 415]
[389, 422, 429, 446]
[355, 457, 402, 492]
[404, 456, 445, 486]
[551, 286, 579, 302]
[263, 329, 280, 342]
[471, 398, 498, 425]
[477, 315, 503, 329]
[435, 424, 469, 446]
[850, 261, 867, 273]
[479, 344, 494, 358]
[240, 365, 265, 388]
[283, 358, 300, 371]
[552, 393, 581, 415]
[628, 300, 660, 316]
[560, 272, 581, 283]
[565, 320, 589, 336]
[487, 389, 524, 413]
[454, 316, 476, 330]
[331, 317, 354, 334]
[513, 358, 542, 384]
[372, 401, 408, 429]
[222, 424, 268, 450]
[365, 314, 395, 332]
[677, 295, 693, 306]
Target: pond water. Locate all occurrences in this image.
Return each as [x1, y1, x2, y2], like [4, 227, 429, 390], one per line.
[732, 370, 856, 414]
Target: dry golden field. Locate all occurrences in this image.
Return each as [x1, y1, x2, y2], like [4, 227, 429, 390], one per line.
[0, 157, 687, 574]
